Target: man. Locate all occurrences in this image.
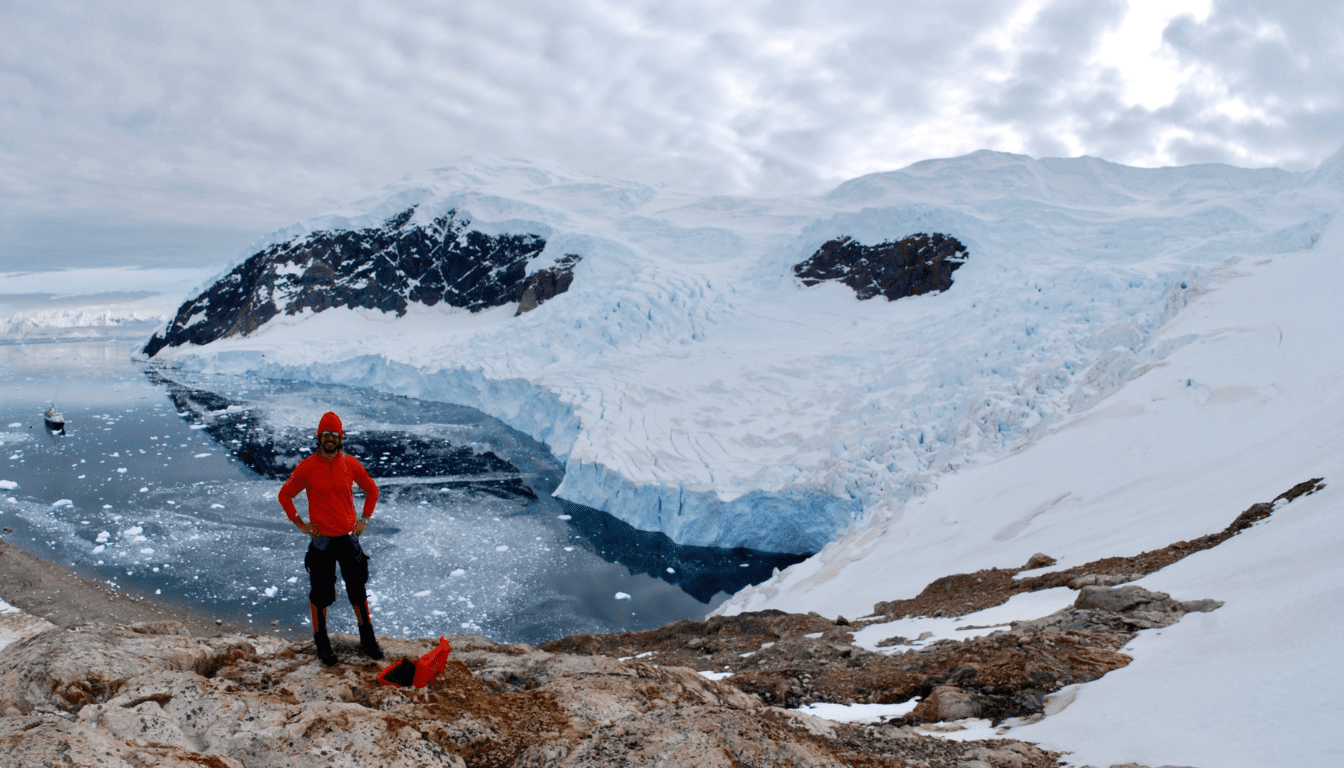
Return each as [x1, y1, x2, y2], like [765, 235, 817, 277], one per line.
[278, 411, 383, 665]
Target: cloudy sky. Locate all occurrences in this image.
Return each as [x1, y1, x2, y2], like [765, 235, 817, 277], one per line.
[1, 0, 1340, 269]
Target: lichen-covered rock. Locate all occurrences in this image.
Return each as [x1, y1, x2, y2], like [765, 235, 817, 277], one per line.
[546, 706, 848, 768]
[0, 621, 253, 716]
[1073, 585, 1175, 614]
[0, 620, 1068, 768]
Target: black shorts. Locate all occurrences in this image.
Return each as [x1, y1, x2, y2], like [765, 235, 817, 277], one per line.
[303, 534, 370, 607]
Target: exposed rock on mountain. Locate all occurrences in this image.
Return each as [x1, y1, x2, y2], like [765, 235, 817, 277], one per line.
[517, 253, 582, 316]
[143, 208, 580, 357]
[793, 233, 968, 301]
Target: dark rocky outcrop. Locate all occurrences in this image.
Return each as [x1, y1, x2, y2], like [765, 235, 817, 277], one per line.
[516, 253, 582, 316]
[794, 233, 968, 301]
[143, 208, 581, 357]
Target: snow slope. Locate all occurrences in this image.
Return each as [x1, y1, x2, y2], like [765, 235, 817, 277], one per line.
[151, 150, 1344, 558]
[723, 204, 1344, 767]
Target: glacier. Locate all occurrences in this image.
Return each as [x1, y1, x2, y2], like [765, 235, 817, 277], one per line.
[717, 161, 1344, 768]
[146, 149, 1344, 555]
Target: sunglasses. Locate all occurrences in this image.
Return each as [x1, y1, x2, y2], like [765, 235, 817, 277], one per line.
[318, 431, 342, 439]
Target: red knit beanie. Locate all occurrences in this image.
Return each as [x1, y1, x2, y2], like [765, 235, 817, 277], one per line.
[317, 411, 344, 436]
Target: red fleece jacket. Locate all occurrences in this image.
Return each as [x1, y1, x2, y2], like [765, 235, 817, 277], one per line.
[278, 452, 379, 536]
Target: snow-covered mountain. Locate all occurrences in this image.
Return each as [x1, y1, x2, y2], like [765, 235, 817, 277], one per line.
[145, 150, 1342, 560]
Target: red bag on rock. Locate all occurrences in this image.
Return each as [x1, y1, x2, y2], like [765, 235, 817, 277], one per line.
[377, 636, 452, 691]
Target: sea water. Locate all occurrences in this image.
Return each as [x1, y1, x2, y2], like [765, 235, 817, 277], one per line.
[0, 340, 804, 644]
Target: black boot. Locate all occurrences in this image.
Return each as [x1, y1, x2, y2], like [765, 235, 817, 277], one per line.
[358, 622, 384, 660]
[311, 604, 338, 666]
[314, 631, 339, 666]
[353, 600, 384, 660]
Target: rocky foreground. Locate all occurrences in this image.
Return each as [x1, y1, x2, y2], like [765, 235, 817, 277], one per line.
[0, 480, 1322, 768]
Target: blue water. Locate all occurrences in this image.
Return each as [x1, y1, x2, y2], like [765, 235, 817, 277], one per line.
[0, 340, 804, 644]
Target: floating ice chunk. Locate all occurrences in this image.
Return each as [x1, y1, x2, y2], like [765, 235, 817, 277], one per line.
[52, 499, 73, 508]
[190, 424, 207, 430]
[139, 487, 148, 492]
[91, 545, 105, 554]
[286, 576, 298, 584]
[194, 453, 212, 458]
[564, 546, 574, 552]
[140, 548, 154, 555]
[6, 423, 19, 428]
[495, 545, 509, 552]
[95, 531, 110, 543]
[413, 589, 432, 597]
[117, 468, 127, 474]
[450, 568, 466, 578]
[124, 526, 144, 536]
[615, 592, 632, 601]
[263, 586, 278, 598]
[102, 504, 112, 509]
[210, 504, 224, 509]
[432, 610, 446, 616]
[557, 514, 572, 520]
[667, 567, 676, 574]
[0, 480, 16, 490]
[110, 452, 119, 457]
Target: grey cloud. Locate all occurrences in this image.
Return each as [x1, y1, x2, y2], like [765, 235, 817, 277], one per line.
[0, 0, 1340, 270]
[1157, 0, 1344, 167]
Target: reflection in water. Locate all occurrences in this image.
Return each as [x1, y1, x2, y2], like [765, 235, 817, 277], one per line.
[149, 369, 535, 499]
[558, 500, 808, 603]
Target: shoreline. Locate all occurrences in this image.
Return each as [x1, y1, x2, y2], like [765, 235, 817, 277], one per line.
[0, 537, 261, 640]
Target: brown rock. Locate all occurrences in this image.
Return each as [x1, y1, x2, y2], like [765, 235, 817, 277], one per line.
[914, 686, 982, 721]
[1024, 553, 1056, 570]
[1073, 585, 1174, 613]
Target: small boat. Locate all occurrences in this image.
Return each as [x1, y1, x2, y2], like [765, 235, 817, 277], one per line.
[43, 406, 65, 435]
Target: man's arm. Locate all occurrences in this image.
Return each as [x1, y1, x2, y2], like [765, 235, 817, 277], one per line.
[279, 464, 317, 537]
[351, 458, 379, 535]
